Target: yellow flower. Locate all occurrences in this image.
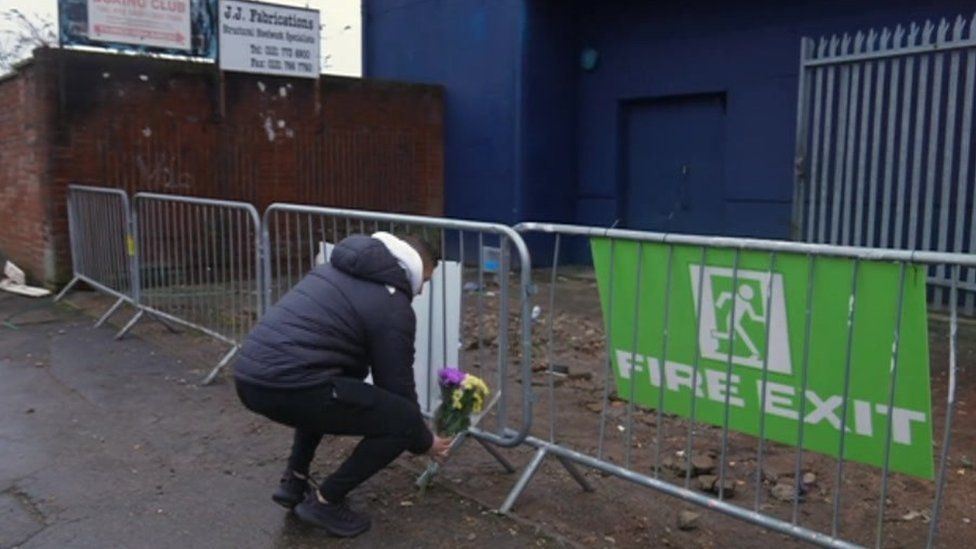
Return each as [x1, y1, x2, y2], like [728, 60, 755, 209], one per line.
[461, 374, 489, 395]
[461, 374, 489, 413]
[451, 388, 464, 410]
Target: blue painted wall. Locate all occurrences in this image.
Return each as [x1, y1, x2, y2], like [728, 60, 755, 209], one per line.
[521, 1, 578, 224]
[572, 0, 976, 239]
[366, 0, 973, 240]
[365, 0, 523, 224]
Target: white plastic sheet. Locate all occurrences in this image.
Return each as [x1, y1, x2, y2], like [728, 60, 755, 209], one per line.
[0, 261, 51, 298]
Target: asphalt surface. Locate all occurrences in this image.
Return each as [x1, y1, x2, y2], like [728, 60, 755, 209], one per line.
[0, 293, 552, 549]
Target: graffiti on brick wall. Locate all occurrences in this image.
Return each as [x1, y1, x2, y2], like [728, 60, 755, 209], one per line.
[136, 153, 193, 191]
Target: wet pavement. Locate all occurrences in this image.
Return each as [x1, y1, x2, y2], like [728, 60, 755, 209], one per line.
[0, 293, 554, 548]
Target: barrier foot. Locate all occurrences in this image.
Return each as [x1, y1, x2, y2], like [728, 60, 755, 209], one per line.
[556, 454, 594, 492]
[474, 436, 517, 473]
[94, 297, 126, 328]
[202, 346, 239, 386]
[115, 309, 144, 340]
[500, 446, 548, 514]
[53, 277, 80, 302]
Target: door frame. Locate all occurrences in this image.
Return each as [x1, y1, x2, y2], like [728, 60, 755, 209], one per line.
[616, 91, 729, 230]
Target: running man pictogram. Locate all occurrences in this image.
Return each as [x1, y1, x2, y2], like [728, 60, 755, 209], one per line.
[710, 283, 764, 361]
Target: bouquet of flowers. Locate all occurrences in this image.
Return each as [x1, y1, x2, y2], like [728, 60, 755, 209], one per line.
[433, 367, 490, 436]
[417, 368, 491, 494]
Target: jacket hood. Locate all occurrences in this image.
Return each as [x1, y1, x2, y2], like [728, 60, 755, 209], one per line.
[330, 235, 413, 295]
[370, 231, 424, 295]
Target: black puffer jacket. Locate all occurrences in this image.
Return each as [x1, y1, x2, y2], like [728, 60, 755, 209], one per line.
[234, 235, 420, 405]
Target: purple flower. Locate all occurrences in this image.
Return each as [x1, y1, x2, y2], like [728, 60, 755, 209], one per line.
[438, 367, 466, 387]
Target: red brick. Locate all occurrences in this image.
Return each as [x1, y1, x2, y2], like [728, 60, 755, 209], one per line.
[0, 48, 444, 286]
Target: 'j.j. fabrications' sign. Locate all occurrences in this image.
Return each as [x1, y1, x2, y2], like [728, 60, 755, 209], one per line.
[591, 238, 933, 479]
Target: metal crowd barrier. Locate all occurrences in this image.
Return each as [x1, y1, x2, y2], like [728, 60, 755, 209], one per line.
[510, 221, 973, 549]
[115, 193, 263, 384]
[54, 185, 139, 327]
[262, 203, 535, 453]
[57, 188, 972, 547]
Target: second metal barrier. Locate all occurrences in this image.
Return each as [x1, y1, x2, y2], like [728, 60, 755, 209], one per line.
[262, 202, 535, 450]
[116, 192, 263, 384]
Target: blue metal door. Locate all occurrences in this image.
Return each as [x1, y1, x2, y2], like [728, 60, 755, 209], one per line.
[622, 93, 726, 234]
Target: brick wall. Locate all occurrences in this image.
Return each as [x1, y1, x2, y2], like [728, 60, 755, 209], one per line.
[0, 48, 444, 286]
[0, 55, 55, 283]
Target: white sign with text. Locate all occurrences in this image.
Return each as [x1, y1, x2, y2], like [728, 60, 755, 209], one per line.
[218, 0, 320, 79]
[87, 0, 192, 50]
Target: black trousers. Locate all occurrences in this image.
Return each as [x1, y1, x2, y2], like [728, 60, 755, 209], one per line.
[236, 377, 432, 502]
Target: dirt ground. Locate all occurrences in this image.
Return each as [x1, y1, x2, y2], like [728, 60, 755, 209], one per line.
[444, 269, 976, 549]
[12, 266, 975, 548]
[0, 293, 557, 549]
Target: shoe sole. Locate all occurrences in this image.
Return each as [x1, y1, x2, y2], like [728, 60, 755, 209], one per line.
[272, 493, 302, 510]
[294, 503, 371, 538]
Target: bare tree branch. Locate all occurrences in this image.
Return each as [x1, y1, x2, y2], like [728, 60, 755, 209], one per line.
[0, 9, 57, 75]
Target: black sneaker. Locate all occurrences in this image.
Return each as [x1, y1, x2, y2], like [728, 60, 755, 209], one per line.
[272, 470, 313, 509]
[294, 491, 371, 538]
